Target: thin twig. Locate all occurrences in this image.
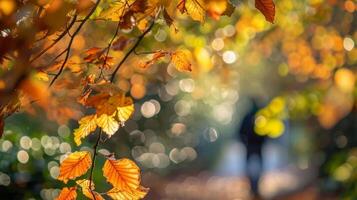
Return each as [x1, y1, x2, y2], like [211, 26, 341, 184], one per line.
[49, 0, 101, 87]
[88, 130, 102, 200]
[98, 20, 121, 80]
[30, 15, 78, 63]
[110, 21, 155, 83]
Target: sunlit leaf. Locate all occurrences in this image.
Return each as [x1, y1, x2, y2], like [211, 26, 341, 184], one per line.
[255, 0, 275, 23]
[107, 186, 149, 200]
[73, 114, 97, 146]
[58, 151, 92, 183]
[102, 158, 141, 191]
[185, 0, 206, 23]
[116, 95, 134, 124]
[171, 50, 192, 72]
[76, 179, 104, 200]
[56, 187, 77, 200]
[96, 114, 119, 136]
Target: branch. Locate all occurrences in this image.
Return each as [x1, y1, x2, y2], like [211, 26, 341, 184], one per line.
[30, 15, 78, 63]
[110, 21, 155, 83]
[88, 129, 102, 200]
[98, 20, 121, 80]
[49, 0, 101, 87]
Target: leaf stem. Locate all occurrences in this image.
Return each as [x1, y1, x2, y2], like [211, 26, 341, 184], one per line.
[110, 21, 155, 83]
[49, 0, 101, 87]
[88, 129, 102, 200]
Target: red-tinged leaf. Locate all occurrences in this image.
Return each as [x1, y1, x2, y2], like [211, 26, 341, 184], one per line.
[177, 0, 187, 14]
[255, 0, 275, 23]
[85, 93, 111, 108]
[112, 36, 131, 51]
[139, 51, 167, 69]
[84, 47, 104, 63]
[163, 9, 174, 26]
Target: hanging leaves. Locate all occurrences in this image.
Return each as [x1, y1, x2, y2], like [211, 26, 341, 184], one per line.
[56, 187, 77, 200]
[73, 114, 97, 146]
[58, 151, 92, 183]
[76, 179, 105, 200]
[107, 186, 149, 200]
[116, 97, 135, 124]
[96, 114, 120, 136]
[171, 50, 193, 72]
[255, 0, 275, 23]
[103, 158, 141, 191]
[185, 0, 206, 23]
[73, 92, 135, 143]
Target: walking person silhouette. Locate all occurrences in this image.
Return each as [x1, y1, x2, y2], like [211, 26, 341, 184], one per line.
[238, 98, 266, 197]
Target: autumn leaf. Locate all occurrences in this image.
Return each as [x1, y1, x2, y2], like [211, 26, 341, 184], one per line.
[255, 0, 275, 23]
[85, 93, 111, 108]
[56, 187, 77, 200]
[112, 36, 132, 51]
[96, 100, 118, 116]
[34, 71, 49, 82]
[76, 179, 104, 200]
[177, 0, 187, 14]
[58, 151, 92, 183]
[206, 0, 228, 20]
[103, 158, 141, 191]
[96, 114, 119, 136]
[185, 0, 206, 23]
[171, 50, 192, 72]
[139, 51, 167, 69]
[107, 186, 149, 200]
[84, 47, 104, 63]
[116, 96, 135, 124]
[73, 114, 97, 146]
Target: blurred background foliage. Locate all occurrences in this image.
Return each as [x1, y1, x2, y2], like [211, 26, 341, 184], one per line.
[0, 0, 356, 199]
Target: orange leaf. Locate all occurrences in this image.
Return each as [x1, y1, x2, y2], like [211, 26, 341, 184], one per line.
[102, 158, 141, 191]
[255, 0, 275, 23]
[85, 93, 111, 108]
[84, 47, 104, 63]
[56, 187, 77, 200]
[73, 114, 97, 146]
[139, 51, 167, 69]
[107, 186, 149, 200]
[171, 50, 192, 72]
[58, 151, 92, 183]
[76, 179, 104, 200]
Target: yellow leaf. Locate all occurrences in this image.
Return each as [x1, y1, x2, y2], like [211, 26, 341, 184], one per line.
[76, 179, 104, 200]
[102, 158, 140, 191]
[58, 151, 92, 183]
[185, 0, 206, 23]
[34, 71, 49, 82]
[116, 95, 134, 124]
[74, 114, 97, 146]
[56, 187, 77, 200]
[171, 50, 192, 72]
[96, 114, 119, 136]
[107, 186, 149, 200]
[99, 0, 138, 21]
